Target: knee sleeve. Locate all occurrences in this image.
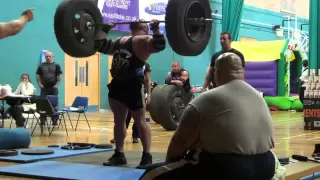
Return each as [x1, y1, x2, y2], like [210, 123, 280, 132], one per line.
[151, 34, 166, 52]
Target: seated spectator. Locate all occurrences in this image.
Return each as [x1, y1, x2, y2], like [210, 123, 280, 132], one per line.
[165, 61, 191, 92]
[7, 73, 35, 128]
[14, 73, 36, 109]
[139, 53, 275, 180]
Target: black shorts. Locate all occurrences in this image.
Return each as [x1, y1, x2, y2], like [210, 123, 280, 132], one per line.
[139, 150, 275, 180]
[108, 84, 145, 110]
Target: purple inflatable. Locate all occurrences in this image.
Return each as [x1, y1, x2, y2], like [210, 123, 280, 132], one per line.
[244, 61, 278, 96]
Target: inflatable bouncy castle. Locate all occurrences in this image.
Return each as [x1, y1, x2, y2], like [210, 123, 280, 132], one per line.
[232, 39, 308, 110]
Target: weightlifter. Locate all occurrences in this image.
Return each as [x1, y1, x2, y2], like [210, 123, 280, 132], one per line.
[165, 61, 191, 92]
[139, 53, 275, 180]
[95, 19, 166, 167]
[0, 8, 34, 39]
[202, 32, 245, 91]
[110, 61, 152, 144]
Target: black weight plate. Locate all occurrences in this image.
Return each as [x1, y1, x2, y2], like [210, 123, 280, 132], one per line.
[156, 85, 187, 131]
[67, 142, 95, 147]
[165, 0, 212, 56]
[54, 0, 102, 58]
[0, 150, 18, 157]
[48, 145, 60, 148]
[149, 84, 167, 123]
[278, 156, 290, 165]
[21, 149, 54, 155]
[61, 145, 91, 150]
[94, 144, 113, 149]
[182, 91, 194, 106]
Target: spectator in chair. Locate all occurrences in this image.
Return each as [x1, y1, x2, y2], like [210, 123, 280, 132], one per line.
[7, 73, 35, 128]
[139, 53, 275, 180]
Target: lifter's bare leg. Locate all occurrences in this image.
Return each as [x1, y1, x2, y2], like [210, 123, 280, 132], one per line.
[103, 98, 128, 166]
[131, 107, 152, 168]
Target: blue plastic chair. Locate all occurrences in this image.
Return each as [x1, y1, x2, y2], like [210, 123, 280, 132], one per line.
[46, 95, 71, 135]
[31, 96, 61, 136]
[31, 96, 68, 137]
[63, 96, 90, 131]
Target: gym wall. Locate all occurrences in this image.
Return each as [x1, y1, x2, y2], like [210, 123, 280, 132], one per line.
[0, 0, 310, 111]
[244, 0, 309, 19]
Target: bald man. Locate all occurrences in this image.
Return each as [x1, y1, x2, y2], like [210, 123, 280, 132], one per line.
[0, 9, 34, 39]
[139, 53, 275, 180]
[36, 51, 62, 126]
[165, 61, 191, 92]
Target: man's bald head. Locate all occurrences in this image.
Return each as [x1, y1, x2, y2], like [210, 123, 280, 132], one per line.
[214, 52, 244, 86]
[45, 51, 53, 63]
[171, 61, 181, 73]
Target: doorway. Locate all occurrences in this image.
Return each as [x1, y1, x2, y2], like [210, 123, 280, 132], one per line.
[64, 53, 101, 111]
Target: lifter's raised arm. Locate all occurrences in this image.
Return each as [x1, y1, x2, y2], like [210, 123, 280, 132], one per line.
[144, 21, 166, 53]
[94, 23, 120, 55]
[0, 8, 34, 39]
[134, 20, 166, 56]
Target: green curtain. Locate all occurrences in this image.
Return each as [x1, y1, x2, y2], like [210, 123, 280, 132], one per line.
[222, 0, 244, 41]
[309, 0, 320, 72]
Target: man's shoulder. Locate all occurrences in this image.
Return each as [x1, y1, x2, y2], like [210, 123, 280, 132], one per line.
[230, 48, 243, 56]
[181, 68, 188, 72]
[211, 51, 222, 59]
[54, 62, 61, 67]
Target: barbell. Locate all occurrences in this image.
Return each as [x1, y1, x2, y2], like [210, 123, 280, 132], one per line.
[54, 0, 213, 58]
[91, 18, 212, 26]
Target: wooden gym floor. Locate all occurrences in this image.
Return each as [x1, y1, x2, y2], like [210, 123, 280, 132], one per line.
[0, 111, 317, 179]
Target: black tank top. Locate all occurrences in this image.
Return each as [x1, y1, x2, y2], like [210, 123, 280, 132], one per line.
[110, 36, 145, 88]
[170, 68, 191, 91]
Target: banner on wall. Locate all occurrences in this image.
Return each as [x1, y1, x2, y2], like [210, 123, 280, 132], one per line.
[139, 0, 167, 21]
[140, 0, 167, 35]
[97, 0, 168, 34]
[40, 50, 48, 64]
[98, 0, 139, 32]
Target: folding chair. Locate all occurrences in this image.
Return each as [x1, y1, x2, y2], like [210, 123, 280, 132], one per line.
[46, 95, 72, 131]
[63, 96, 90, 131]
[31, 97, 68, 137]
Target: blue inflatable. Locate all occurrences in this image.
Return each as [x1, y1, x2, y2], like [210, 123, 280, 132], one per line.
[0, 128, 31, 149]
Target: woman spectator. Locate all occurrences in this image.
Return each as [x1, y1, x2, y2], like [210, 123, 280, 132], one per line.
[7, 73, 35, 127]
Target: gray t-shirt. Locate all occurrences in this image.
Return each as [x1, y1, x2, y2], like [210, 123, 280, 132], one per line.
[189, 80, 274, 154]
